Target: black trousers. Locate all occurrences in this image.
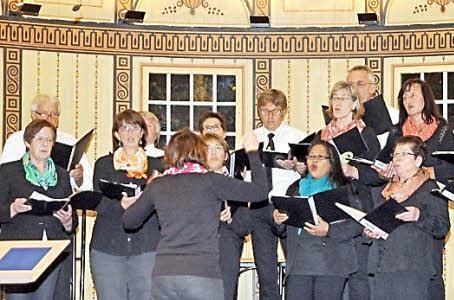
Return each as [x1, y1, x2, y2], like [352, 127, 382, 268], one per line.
[347, 240, 370, 300]
[250, 203, 280, 300]
[286, 274, 346, 300]
[219, 224, 244, 300]
[370, 271, 430, 300]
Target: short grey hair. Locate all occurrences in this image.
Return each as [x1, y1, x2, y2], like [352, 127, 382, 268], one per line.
[348, 65, 377, 85]
[140, 111, 161, 145]
[30, 94, 61, 113]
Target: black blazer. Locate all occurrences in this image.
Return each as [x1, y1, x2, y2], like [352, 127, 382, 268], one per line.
[0, 160, 78, 240]
[274, 180, 362, 277]
[367, 179, 450, 275]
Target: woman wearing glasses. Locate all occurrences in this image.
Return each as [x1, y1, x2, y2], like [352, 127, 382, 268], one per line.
[364, 136, 450, 300]
[371, 78, 454, 299]
[0, 119, 78, 299]
[273, 140, 362, 300]
[90, 109, 163, 300]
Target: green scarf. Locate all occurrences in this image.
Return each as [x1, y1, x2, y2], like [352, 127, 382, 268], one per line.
[22, 152, 57, 189]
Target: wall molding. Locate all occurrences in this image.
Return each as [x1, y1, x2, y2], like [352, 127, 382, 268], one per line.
[114, 55, 132, 115]
[0, 19, 453, 58]
[3, 48, 21, 142]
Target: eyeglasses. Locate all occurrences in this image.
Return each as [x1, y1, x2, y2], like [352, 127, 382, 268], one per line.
[119, 124, 142, 133]
[348, 81, 370, 88]
[207, 145, 225, 153]
[306, 155, 329, 161]
[33, 136, 55, 144]
[33, 111, 60, 119]
[331, 96, 353, 103]
[391, 152, 416, 159]
[403, 91, 422, 100]
[259, 109, 282, 116]
[203, 124, 222, 132]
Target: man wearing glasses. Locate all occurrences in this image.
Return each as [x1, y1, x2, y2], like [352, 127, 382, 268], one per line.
[346, 65, 399, 149]
[246, 89, 306, 300]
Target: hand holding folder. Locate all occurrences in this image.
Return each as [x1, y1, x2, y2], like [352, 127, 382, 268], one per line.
[98, 179, 145, 200]
[51, 129, 94, 171]
[335, 199, 408, 240]
[431, 181, 454, 201]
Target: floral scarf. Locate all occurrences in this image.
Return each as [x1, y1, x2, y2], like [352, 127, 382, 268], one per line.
[164, 162, 208, 176]
[402, 117, 438, 142]
[113, 147, 148, 179]
[321, 118, 366, 141]
[22, 152, 57, 189]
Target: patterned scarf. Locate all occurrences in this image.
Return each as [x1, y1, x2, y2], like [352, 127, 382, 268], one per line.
[22, 152, 57, 189]
[321, 118, 366, 141]
[113, 147, 148, 179]
[164, 162, 208, 176]
[382, 168, 429, 202]
[402, 117, 438, 141]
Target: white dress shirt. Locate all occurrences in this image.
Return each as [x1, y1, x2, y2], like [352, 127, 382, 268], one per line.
[377, 106, 400, 150]
[0, 130, 93, 191]
[252, 124, 306, 197]
[144, 144, 164, 158]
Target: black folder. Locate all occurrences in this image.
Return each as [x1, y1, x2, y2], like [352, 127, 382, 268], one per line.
[332, 127, 369, 157]
[300, 132, 317, 144]
[431, 181, 454, 201]
[98, 179, 145, 200]
[431, 151, 454, 164]
[51, 129, 94, 171]
[289, 143, 310, 162]
[261, 151, 289, 168]
[322, 105, 332, 125]
[229, 143, 265, 179]
[24, 191, 103, 215]
[272, 186, 351, 227]
[336, 198, 408, 240]
[345, 156, 387, 169]
[363, 95, 393, 135]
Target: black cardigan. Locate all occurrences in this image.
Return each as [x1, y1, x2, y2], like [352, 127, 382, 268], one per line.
[90, 154, 163, 256]
[0, 160, 78, 241]
[123, 151, 269, 279]
[367, 179, 450, 275]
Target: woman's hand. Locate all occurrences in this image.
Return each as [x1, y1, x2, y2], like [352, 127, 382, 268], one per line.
[70, 164, 84, 187]
[304, 216, 329, 236]
[363, 228, 384, 239]
[276, 158, 307, 174]
[243, 132, 259, 152]
[54, 205, 73, 231]
[371, 161, 394, 179]
[220, 205, 232, 223]
[121, 192, 142, 210]
[147, 170, 163, 185]
[396, 206, 420, 222]
[342, 163, 359, 179]
[10, 198, 32, 218]
[273, 209, 288, 225]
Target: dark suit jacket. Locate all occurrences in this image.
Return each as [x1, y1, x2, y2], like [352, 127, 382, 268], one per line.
[275, 181, 363, 277]
[367, 179, 450, 275]
[0, 160, 78, 240]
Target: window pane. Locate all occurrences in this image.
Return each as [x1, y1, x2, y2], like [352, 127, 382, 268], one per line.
[401, 73, 420, 86]
[448, 104, 454, 129]
[225, 136, 235, 150]
[448, 72, 454, 99]
[149, 104, 167, 131]
[171, 106, 190, 131]
[171, 74, 189, 101]
[217, 75, 236, 102]
[149, 74, 166, 100]
[193, 106, 213, 131]
[436, 104, 443, 117]
[194, 75, 213, 102]
[217, 106, 236, 132]
[424, 72, 443, 100]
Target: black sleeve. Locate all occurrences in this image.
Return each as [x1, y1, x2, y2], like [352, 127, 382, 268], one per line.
[0, 164, 12, 223]
[122, 182, 156, 230]
[93, 156, 124, 215]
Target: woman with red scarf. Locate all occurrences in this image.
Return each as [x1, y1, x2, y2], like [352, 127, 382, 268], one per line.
[90, 109, 163, 300]
[123, 128, 269, 300]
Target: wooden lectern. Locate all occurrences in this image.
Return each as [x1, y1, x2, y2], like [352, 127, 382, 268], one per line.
[0, 240, 70, 284]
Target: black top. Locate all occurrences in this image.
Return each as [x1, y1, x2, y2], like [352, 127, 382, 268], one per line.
[0, 160, 78, 241]
[276, 180, 362, 276]
[367, 180, 450, 275]
[90, 154, 163, 256]
[123, 151, 269, 279]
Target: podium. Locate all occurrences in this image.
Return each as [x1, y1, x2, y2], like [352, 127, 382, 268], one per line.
[0, 240, 70, 284]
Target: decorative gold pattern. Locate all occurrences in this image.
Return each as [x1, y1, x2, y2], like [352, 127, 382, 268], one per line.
[75, 54, 80, 138]
[366, 57, 382, 92]
[367, 0, 381, 20]
[114, 55, 132, 115]
[254, 58, 270, 128]
[254, 0, 269, 16]
[1, 21, 453, 58]
[427, 0, 454, 12]
[36, 51, 41, 94]
[305, 59, 310, 133]
[116, 0, 132, 21]
[287, 59, 291, 125]
[56, 52, 60, 98]
[94, 55, 99, 159]
[3, 48, 21, 141]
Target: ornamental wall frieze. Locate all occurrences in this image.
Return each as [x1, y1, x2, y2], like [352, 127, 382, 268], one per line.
[0, 20, 453, 58]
